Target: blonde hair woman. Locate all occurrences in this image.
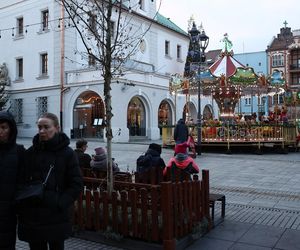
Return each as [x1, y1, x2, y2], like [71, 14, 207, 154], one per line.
[17, 113, 83, 250]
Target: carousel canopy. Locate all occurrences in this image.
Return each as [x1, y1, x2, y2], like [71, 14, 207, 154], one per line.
[209, 51, 245, 78]
[169, 34, 280, 97]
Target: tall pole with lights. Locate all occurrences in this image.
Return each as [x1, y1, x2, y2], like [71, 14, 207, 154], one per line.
[187, 22, 209, 155]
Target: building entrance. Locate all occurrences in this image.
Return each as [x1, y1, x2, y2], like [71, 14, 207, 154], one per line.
[73, 91, 105, 138]
[127, 97, 146, 136]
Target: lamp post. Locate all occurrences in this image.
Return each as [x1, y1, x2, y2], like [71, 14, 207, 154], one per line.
[188, 22, 209, 155]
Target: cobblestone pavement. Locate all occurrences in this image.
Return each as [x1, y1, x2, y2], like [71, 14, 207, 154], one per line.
[15, 138, 300, 249]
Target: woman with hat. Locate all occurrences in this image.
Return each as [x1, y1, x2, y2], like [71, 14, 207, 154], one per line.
[90, 147, 120, 172]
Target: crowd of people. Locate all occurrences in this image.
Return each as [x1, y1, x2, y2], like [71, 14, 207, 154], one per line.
[0, 111, 199, 250]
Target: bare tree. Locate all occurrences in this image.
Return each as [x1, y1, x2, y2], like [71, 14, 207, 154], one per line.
[0, 63, 10, 111]
[58, 0, 160, 194]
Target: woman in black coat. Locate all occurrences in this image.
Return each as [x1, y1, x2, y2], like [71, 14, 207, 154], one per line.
[173, 118, 189, 144]
[17, 113, 83, 250]
[0, 111, 25, 250]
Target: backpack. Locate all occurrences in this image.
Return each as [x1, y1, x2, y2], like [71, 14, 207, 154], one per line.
[136, 154, 152, 173]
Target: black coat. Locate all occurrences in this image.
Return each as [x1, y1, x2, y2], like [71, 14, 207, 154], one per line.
[0, 111, 25, 250]
[136, 148, 166, 173]
[17, 132, 83, 242]
[74, 149, 91, 169]
[174, 119, 189, 143]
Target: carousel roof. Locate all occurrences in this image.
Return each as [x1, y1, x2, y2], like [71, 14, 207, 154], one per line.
[209, 52, 245, 78]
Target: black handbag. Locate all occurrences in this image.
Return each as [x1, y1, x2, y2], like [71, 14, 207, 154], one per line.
[15, 164, 54, 201]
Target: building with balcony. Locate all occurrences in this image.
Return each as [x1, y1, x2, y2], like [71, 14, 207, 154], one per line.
[266, 23, 300, 121]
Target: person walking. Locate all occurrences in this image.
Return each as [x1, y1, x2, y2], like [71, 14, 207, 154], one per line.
[74, 138, 91, 169]
[173, 118, 189, 144]
[17, 112, 83, 250]
[0, 111, 25, 250]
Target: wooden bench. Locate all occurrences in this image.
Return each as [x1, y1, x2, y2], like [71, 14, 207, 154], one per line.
[209, 193, 226, 226]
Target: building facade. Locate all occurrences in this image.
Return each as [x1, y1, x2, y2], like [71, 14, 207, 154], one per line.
[0, 0, 217, 142]
[266, 24, 300, 121]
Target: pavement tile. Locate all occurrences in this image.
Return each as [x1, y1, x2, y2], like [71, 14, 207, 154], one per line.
[237, 224, 284, 248]
[205, 221, 252, 242]
[275, 228, 300, 250]
[248, 198, 277, 208]
[186, 237, 233, 250]
[229, 242, 272, 250]
[275, 200, 300, 211]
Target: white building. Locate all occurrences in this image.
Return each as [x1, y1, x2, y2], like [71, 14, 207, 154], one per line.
[0, 0, 217, 142]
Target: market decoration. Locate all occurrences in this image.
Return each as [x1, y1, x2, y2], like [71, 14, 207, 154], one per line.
[169, 73, 184, 93]
[229, 67, 258, 86]
[212, 86, 240, 117]
[284, 90, 293, 105]
[269, 69, 285, 86]
[296, 91, 300, 104]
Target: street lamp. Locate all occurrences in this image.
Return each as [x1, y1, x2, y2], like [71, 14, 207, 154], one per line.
[188, 22, 209, 155]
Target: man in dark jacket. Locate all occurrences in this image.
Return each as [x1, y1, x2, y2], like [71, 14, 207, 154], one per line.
[0, 111, 25, 249]
[136, 143, 166, 173]
[74, 138, 91, 169]
[174, 118, 189, 144]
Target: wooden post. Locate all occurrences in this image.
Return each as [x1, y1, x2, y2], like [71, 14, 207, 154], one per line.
[202, 170, 211, 228]
[161, 182, 175, 250]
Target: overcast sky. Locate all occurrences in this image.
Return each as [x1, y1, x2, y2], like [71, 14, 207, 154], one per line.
[158, 0, 299, 54]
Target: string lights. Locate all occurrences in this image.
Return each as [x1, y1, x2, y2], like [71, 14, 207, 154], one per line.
[0, 16, 73, 39]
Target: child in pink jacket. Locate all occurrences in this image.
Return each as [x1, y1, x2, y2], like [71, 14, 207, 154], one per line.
[164, 142, 199, 176]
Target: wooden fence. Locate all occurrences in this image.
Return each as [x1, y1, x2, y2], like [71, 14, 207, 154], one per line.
[73, 169, 210, 249]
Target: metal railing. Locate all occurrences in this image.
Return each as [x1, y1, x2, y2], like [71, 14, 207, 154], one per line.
[161, 123, 297, 151]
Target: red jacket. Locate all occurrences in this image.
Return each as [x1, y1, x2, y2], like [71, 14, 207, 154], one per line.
[164, 153, 199, 176]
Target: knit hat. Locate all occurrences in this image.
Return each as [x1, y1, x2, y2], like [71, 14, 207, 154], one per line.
[174, 142, 188, 154]
[148, 143, 162, 154]
[94, 147, 106, 155]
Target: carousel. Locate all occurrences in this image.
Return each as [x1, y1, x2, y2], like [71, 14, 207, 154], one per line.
[164, 32, 298, 153]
